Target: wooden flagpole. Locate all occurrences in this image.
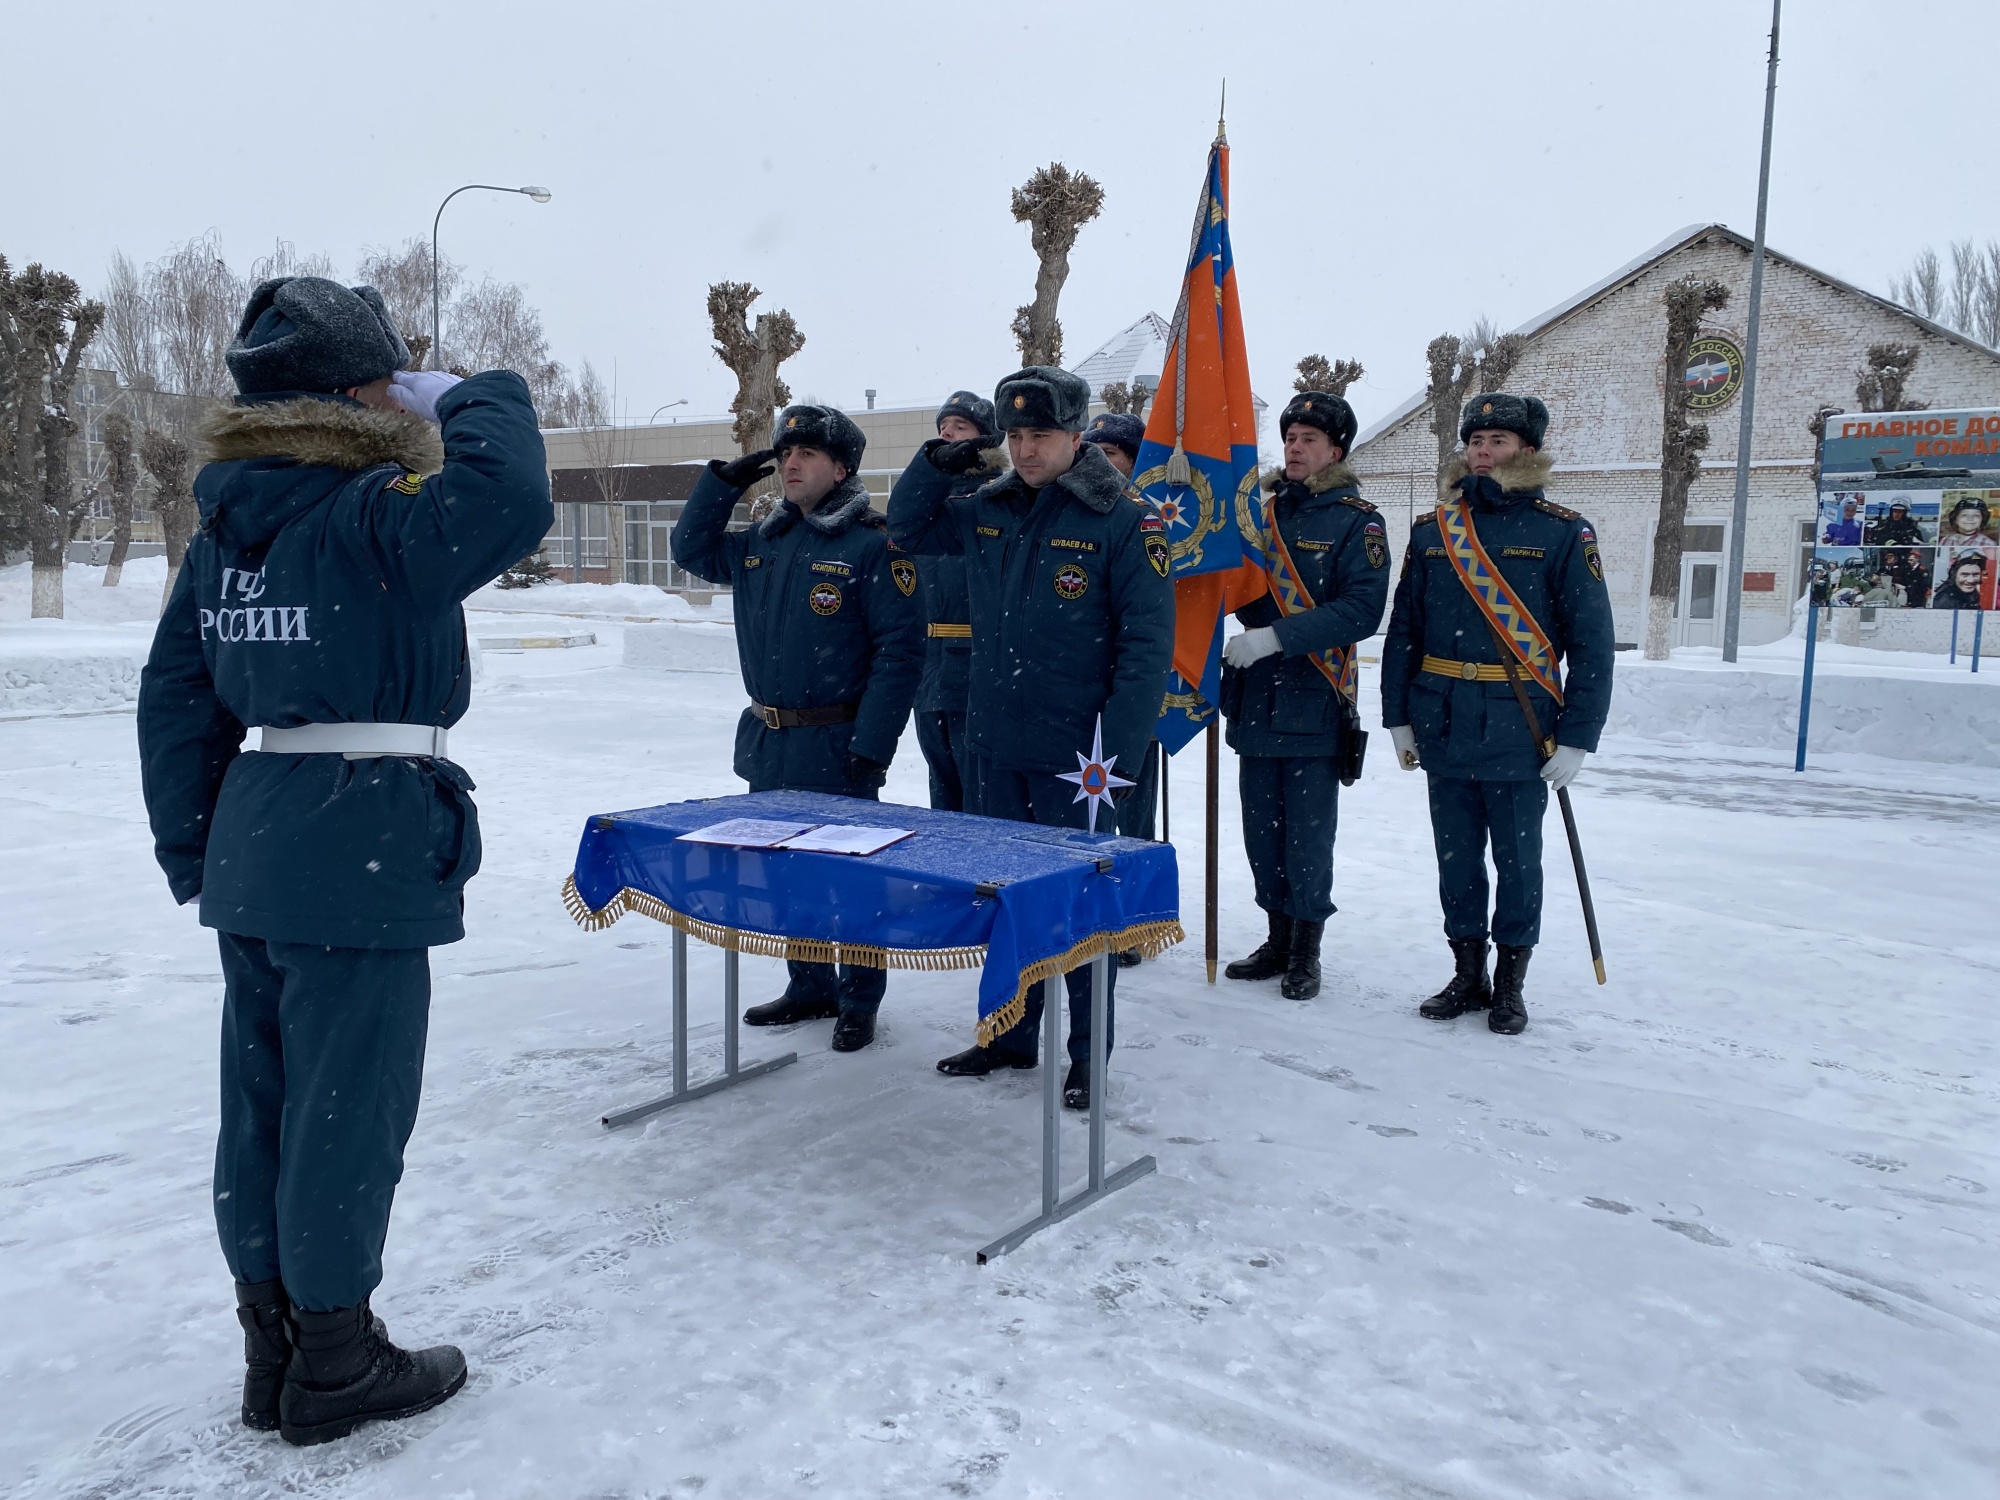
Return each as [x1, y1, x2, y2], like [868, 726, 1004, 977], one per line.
[1205, 718, 1219, 982]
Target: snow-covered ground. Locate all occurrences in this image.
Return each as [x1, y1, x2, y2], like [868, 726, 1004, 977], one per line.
[4, 580, 1998, 1499]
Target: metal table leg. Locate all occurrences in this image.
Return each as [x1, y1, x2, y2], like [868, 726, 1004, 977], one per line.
[602, 936, 798, 1129]
[977, 956, 1157, 1263]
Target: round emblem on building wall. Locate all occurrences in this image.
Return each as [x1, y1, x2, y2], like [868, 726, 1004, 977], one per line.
[1683, 333, 1745, 411]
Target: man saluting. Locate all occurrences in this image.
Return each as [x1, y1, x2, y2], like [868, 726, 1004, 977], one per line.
[673, 406, 922, 1053]
[1381, 394, 1613, 1035]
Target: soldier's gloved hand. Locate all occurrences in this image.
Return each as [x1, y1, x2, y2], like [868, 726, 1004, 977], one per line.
[386, 370, 464, 423]
[712, 448, 778, 490]
[1389, 725, 1420, 771]
[924, 436, 1000, 475]
[1222, 626, 1282, 669]
[847, 753, 889, 790]
[1540, 744, 1587, 791]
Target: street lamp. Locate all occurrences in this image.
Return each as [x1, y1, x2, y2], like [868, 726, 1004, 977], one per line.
[430, 184, 552, 369]
[649, 401, 689, 423]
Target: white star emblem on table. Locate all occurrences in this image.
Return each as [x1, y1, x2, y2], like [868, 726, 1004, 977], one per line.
[1056, 714, 1135, 834]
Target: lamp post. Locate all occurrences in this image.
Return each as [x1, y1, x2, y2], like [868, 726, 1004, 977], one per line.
[430, 183, 552, 369]
[648, 401, 689, 423]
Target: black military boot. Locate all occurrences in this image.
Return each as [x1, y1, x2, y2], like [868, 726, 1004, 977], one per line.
[936, 1043, 1037, 1076]
[1062, 1059, 1090, 1111]
[743, 991, 840, 1027]
[1223, 910, 1292, 981]
[829, 1007, 877, 1052]
[236, 1279, 291, 1431]
[1488, 946, 1531, 1035]
[279, 1299, 467, 1447]
[1420, 938, 1492, 1019]
[1280, 919, 1324, 1001]
[1116, 948, 1142, 969]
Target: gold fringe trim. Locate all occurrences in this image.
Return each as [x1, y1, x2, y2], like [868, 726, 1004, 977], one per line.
[560, 875, 1183, 1047]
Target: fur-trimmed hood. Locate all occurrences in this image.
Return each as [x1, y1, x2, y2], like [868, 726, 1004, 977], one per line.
[1261, 458, 1359, 498]
[1440, 449, 1553, 501]
[197, 394, 444, 475]
[972, 438, 1127, 514]
[759, 477, 879, 539]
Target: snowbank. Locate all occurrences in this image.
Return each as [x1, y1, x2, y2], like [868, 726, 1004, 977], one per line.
[621, 618, 740, 675]
[466, 578, 732, 622]
[0, 621, 155, 717]
[0, 556, 169, 626]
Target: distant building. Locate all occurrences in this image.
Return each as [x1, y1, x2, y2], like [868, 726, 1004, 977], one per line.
[1348, 224, 2000, 650]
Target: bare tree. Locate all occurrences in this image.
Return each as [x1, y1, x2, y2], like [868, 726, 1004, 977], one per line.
[1642, 275, 1731, 660]
[1889, 247, 1943, 321]
[1099, 380, 1152, 418]
[148, 233, 244, 425]
[142, 429, 194, 609]
[100, 409, 139, 586]
[707, 281, 805, 455]
[1009, 163, 1104, 367]
[1294, 354, 1363, 397]
[248, 238, 335, 284]
[1855, 342, 1925, 414]
[1423, 322, 1526, 486]
[1890, 239, 2000, 348]
[355, 237, 459, 371]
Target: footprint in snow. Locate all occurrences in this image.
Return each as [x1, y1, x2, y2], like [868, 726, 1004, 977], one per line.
[1367, 1125, 1417, 1138]
[1583, 1196, 1635, 1214]
[1654, 1218, 1730, 1247]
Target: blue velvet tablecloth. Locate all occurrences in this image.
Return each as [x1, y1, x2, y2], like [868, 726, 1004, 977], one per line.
[564, 791, 1182, 1043]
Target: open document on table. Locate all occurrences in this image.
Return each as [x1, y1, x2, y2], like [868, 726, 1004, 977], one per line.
[675, 819, 915, 857]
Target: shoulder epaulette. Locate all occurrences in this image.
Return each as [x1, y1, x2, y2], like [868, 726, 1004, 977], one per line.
[1413, 511, 1440, 527]
[1336, 494, 1377, 513]
[1534, 497, 1582, 522]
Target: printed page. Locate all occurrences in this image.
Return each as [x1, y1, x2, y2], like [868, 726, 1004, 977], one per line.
[774, 824, 915, 856]
[677, 819, 819, 848]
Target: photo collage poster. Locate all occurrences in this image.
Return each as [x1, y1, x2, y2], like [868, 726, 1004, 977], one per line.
[1814, 408, 2000, 611]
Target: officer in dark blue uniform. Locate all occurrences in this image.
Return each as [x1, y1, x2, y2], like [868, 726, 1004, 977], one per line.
[1220, 392, 1390, 1000]
[1381, 393, 1614, 1034]
[138, 276, 553, 1443]
[672, 405, 923, 1052]
[889, 367, 1174, 1107]
[913, 391, 1005, 810]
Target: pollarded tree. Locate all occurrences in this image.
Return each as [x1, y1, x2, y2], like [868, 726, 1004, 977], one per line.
[1642, 274, 1731, 660]
[141, 428, 195, 608]
[1010, 163, 1103, 368]
[100, 409, 139, 587]
[1424, 323, 1525, 487]
[707, 281, 805, 455]
[1855, 342, 1924, 413]
[1293, 354, 1363, 397]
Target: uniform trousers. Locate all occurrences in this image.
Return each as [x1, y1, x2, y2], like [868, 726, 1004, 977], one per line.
[966, 756, 1116, 1067]
[1115, 739, 1161, 840]
[915, 709, 968, 813]
[1238, 754, 1341, 923]
[777, 783, 889, 1013]
[214, 933, 431, 1312]
[1425, 773, 1546, 948]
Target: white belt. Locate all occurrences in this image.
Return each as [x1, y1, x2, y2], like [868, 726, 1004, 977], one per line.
[256, 723, 449, 759]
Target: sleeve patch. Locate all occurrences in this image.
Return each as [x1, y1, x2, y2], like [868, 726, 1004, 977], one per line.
[388, 471, 425, 496]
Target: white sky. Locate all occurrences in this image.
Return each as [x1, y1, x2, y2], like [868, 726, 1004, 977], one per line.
[7, 0, 1994, 432]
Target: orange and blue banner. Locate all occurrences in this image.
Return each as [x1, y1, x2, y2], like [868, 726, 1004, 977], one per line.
[1134, 129, 1269, 753]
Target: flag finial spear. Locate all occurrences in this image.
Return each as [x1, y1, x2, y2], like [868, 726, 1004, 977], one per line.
[1217, 79, 1227, 141]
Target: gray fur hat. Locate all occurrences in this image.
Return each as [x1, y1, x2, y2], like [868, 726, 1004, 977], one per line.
[936, 389, 998, 439]
[1279, 392, 1357, 452]
[994, 366, 1090, 433]
[1459, 391, 1549, 448]
[1082, 411, 1145, 462]
[227, 277, 411, 396]
[773, 404, 867, 473]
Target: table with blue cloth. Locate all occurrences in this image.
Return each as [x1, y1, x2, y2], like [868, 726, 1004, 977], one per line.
[562, 790, 1183, 1259]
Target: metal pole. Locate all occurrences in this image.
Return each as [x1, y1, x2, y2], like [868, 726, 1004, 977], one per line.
[671, 927, 688, 1095]
[1089, 954, 1108, 1192]
[1160, 746, 1170, 844]
[1795, 603, 1818, 772]
[570, 500, 584, 584]
[1204, 719, 1219, 983]
[1041, 975, 1062, 1216]
[429, 183, 551, 371]
[723, 946, 739, 1076]
[1950, 609, 1960, 664]
[1974, 610, 1986, 674]
[1721, 0, 1781, 662]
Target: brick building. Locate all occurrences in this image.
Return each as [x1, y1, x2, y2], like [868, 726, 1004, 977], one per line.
[1347, 225, 2000, 649]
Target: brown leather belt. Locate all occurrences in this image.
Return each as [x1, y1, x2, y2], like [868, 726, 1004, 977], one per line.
[927, 623, 972, 638]
[750, 699, 861, 730]
[1421, 654, 1512, 682]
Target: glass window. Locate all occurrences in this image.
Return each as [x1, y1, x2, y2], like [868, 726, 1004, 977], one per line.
[1688, 562, 1718, 620]
[1683, 523, 1726, 553]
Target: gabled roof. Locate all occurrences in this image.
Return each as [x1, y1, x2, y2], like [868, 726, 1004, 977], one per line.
[1069, 312, 1172, 397]
[1350, 223, 2000, 453]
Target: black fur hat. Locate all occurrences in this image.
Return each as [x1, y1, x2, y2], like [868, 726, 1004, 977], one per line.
[1459, 392, 1550, 448]
[994, 366, 1091, 433]
[773, 404, 867, 473]
[1082, 411, 1145, 462]
[226, 276, 411, 396]
[1279, 392, 1357, 453]
[936, 389, 998, 439]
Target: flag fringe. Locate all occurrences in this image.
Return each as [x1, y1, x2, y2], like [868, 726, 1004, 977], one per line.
[561, 876, 1184, 1046]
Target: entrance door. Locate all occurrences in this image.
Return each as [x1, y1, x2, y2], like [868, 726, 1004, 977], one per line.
[1677, 555, 1720, 647]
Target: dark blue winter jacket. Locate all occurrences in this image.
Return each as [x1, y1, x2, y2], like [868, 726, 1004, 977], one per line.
[915, 448, 1005, 715]
[1381, 451, 1615, 781]
[671, 468, 923, 793]
[137, 372, 553, 947]
[1222, 461, 1391, 759]
[888, 440, 1174, 778]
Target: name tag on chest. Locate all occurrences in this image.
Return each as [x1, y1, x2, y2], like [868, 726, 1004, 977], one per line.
[1047, 537, 1099, 553]
[1499, 546, 1546, 560]
[976, 525, 1004, 539]
[810, 561, 853, 577]
[1294, 539, 1333, 552]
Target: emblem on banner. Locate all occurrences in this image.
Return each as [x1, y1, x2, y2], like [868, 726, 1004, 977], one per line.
[1055, 713, 1134, 835]
[891, 558, 917, 597]
[808, 582, 842, 616]
[1052, 563, 1089, 600]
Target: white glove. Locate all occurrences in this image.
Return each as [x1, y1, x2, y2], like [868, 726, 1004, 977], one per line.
[1540, 744, 1587, 790]
[386, 369, 465, 423]
[1222, 626, 1283, 669]
[1389, 724, 1420, 771]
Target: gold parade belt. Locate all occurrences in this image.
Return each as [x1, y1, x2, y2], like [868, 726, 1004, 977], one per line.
[926, 623, 972, 638]
[1421, 654, 1513, 682]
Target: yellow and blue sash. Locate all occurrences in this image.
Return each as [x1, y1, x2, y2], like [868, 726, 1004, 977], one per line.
[1258, 494, 1356, 704]
[1435, 499, 1565, 704]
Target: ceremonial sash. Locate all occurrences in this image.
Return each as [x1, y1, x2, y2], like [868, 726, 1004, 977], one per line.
[1435, 499, 1565, 704]
[1262, 494, 1356, 704]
